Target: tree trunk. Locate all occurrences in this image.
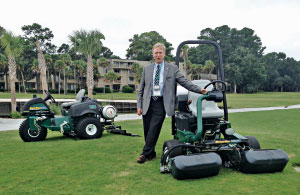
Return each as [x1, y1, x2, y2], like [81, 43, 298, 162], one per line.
[74, 69, 77, 93]
[111, 84, 114, 100]
[8, 55, 17, 113]
[51, 74, 55, 90]
[64, 69, 66, 95]
[58, 72, 61, 94]
[86, 55, 94, 98]
[21, 71, 27, 93]
[36, 40, 48, 97]
[234, 83, 237, 94]
[36, 73, 40, 93]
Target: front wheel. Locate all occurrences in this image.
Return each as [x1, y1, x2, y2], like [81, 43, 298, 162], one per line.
[75, 117, 103, 139]
[245, 136, 261, 149]
[19, 119, 47, 142]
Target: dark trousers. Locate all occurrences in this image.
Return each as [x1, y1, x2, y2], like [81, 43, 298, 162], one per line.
[142, 97, 166, 157]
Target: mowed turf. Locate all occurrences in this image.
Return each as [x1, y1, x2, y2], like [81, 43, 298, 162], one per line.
[1, 91, 300, 108]
[0, 109, 300, 194]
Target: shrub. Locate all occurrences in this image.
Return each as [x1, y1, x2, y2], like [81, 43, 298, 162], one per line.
[11, 111, 23, 119]
[27, 89, 37, 93]
[67, 89, 75, 94]
[50, 103, 61, 115]
[49, 89, 58, 94]
[94, 87, 103, 93]
[105, 87, 111, 93]
[122, 85, 134, 93]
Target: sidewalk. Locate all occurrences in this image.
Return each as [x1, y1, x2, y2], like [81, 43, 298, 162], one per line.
[1, 104, 299, 131]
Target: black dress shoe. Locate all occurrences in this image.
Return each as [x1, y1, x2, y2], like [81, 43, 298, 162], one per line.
[137, 155, 147, 163]
[146, 154, 156, 161]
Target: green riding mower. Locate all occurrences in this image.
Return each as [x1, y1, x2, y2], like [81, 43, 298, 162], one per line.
[160, 40, 289, 180]
[19, 89, 137, 142]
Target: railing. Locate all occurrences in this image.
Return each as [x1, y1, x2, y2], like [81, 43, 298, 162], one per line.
[0, 99, 137, 117]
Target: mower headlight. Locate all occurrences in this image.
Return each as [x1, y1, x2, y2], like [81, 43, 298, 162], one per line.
[225, 128, 235, 135]
[102, 105, 117, 120]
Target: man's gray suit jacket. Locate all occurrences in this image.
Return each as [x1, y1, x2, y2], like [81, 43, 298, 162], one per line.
[137, 62, 202, 116]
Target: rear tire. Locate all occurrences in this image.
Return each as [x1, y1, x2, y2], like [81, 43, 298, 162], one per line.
[19, 119, 47, 142]
[245, 136, 261, 149]
[75, 117, 103, 139]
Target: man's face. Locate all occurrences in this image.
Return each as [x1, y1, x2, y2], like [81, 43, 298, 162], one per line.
[153, 47, 165, 64]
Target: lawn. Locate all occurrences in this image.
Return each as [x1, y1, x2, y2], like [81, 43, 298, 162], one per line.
[1, 91, 300, 109]
[0, 109, 299, 194]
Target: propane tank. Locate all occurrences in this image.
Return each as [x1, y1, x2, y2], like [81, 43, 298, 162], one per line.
[102, 105, 117, 120]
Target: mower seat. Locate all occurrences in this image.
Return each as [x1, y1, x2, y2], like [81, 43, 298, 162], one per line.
[61, 89, 86, 109]
[187, 80, 223, 118]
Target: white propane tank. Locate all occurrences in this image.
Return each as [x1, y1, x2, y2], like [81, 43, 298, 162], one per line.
[102, 105, 117, 120]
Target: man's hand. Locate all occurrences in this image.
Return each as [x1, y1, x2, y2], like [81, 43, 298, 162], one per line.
[137, 108, 142, 116]
[201, 88, 207, 94]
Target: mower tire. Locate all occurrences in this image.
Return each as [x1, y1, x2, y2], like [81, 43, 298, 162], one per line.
[162, 139, 183, 158]
[19, 119, 47, 142]
[245, 136, 261, 149]
[75, 117, 103, 139]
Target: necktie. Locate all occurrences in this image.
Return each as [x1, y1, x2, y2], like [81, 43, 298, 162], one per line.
[152, 64, 161, 101]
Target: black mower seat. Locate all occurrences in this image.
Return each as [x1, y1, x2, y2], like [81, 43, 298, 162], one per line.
[177, 80, 223, 119]
[61, 89, 86, 109]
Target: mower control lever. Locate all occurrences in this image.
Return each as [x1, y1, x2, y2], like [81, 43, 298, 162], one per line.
[207, 90, 223, 102]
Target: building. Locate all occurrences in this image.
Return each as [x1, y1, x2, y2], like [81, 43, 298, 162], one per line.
[0, 59, 216, 93]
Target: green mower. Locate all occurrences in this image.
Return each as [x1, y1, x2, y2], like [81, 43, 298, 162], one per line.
[160, 40, 289, 180]
[19, 89, 137, 142]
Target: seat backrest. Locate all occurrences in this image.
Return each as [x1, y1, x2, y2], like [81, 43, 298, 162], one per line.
[76, 89, 86, 102]
[187, 80, 223, 118]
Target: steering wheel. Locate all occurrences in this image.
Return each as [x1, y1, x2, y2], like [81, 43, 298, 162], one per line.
[203, 80, 226, 91]
[44, 90, 56, 103]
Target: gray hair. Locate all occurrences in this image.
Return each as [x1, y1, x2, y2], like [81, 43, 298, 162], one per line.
[152, 42, 166, 53]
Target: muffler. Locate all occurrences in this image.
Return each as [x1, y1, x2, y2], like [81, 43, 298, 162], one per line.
[240, 149, 289, 173]
[170, 152, 222, 180]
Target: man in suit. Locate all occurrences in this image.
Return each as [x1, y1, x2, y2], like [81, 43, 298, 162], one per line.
[137, 43, 206, 163]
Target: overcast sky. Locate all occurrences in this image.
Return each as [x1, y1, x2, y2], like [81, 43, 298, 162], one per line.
[1, 0, 300, 60]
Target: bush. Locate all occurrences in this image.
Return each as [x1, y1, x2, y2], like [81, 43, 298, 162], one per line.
[49, 89, 58, 94]
[50, 103, 61, 115]
[94, 87, 103, 93]
[122, 85, 134, 93]
[93, 87, 111, 93]
[67, 89, 75, 94]
[27, 89, 37, 93]
[11, 111, 23, 119]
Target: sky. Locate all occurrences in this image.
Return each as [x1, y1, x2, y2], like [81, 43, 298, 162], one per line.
[1, 0, 300, 60]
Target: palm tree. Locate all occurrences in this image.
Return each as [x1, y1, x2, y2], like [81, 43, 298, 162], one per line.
[0, 53, 9, 91]
[0, 30, 23, 112]
[69, 29, 105, 98]
[36, 39, 48, 97]
[54, 60, 66, 94]
[180, 45, 189, 77]
[104, 71, 120, 100]
[60, 53, 72, 94]
[73, 60, 86, 91]
[97, 57, 110, 94]
[131, 62, 142, 91]
[44, 54, 53, 90]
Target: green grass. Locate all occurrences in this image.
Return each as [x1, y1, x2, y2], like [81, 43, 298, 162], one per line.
[226, 92, 300, 108]
[1, 92, 300, 108]
[1, 109, 300, 194]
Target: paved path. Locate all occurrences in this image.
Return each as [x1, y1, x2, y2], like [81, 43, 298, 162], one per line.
[1, 104, 299, 132]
